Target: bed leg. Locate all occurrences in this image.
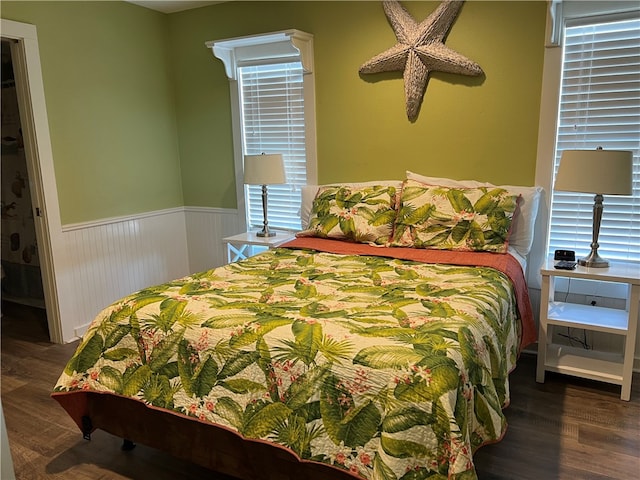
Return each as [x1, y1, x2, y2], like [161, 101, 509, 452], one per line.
[81, 416, 92, 440]
[121, 439, 136, 451]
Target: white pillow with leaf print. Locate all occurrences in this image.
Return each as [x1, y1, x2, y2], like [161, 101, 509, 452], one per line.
[297, 184, 398, 245]
[391, 179, 521, 253]
[406, 171, 542, 257]
[301, 181, 401, 228]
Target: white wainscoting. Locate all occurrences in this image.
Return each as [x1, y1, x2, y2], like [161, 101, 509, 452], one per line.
[59, 206, 241, 343]
[61, 208, 190, 340]
[184, 206, 242, 274]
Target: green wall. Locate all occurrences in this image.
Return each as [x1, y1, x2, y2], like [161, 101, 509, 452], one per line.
[170, 1, 546, 209]
[1, 1, 183, 224]
[1, 1, 546, 219]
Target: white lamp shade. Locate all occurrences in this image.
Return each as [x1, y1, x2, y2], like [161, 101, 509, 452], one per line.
[555, 149, 633, 195]
[244, 153, 286, 185]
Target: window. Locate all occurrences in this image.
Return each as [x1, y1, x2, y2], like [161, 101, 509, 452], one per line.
[207, 30, 317, 233]
[240, 63, 306, 231]
[548, 15, 640, 263]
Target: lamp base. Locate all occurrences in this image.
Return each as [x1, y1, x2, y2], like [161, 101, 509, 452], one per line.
[578, 193, 609, 268]
[578, 250, 609, 268]
[257, 183, 275, 237]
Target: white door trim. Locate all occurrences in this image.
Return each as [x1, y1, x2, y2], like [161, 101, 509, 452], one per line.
[2, 19, 65, 343]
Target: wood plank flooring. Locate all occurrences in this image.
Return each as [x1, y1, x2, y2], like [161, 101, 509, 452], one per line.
[1, 301, 639, 479]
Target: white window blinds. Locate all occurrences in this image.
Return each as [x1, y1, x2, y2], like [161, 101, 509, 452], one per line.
[548, 16, 640, 263]
[240, 62, 306, 232]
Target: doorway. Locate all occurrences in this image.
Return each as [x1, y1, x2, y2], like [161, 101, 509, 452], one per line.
[1, 19, 64, 344]
[1, 39, 46, 317]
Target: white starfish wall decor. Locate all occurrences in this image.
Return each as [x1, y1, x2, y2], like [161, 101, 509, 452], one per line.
[360, 0, 484, 121]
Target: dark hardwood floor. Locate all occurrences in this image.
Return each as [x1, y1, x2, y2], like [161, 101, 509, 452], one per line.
[1, 300, 639, 479]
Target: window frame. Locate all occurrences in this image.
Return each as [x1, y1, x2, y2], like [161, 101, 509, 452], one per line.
[207, 30, 318, 232]
[533, 1, 639, 295]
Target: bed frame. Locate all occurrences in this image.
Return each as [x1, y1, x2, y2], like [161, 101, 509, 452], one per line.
[78, 392, 360, 480]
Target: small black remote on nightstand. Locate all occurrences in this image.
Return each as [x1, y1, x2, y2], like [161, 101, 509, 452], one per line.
[554, 260, 577, 270]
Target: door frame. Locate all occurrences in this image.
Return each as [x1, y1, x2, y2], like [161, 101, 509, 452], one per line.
[2, 19, 64, 343]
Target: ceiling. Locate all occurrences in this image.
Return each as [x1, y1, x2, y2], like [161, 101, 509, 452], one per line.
[126, 1, 223, 14]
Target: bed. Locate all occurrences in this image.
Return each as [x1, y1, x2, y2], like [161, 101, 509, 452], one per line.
[52, 173, 541, 480]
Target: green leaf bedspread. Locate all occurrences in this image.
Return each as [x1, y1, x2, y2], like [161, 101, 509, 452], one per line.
[53, 239, 532, 480]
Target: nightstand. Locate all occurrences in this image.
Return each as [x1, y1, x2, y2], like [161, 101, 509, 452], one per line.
[222, 231, 295, 263]
[536, 258, 640, 400]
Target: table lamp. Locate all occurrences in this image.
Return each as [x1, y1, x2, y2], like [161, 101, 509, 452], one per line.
[554, 147, 633, 267]
[243, 153, 286, 237]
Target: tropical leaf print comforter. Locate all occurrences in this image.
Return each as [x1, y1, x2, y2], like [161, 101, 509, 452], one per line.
[53, 238, 535, 480]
